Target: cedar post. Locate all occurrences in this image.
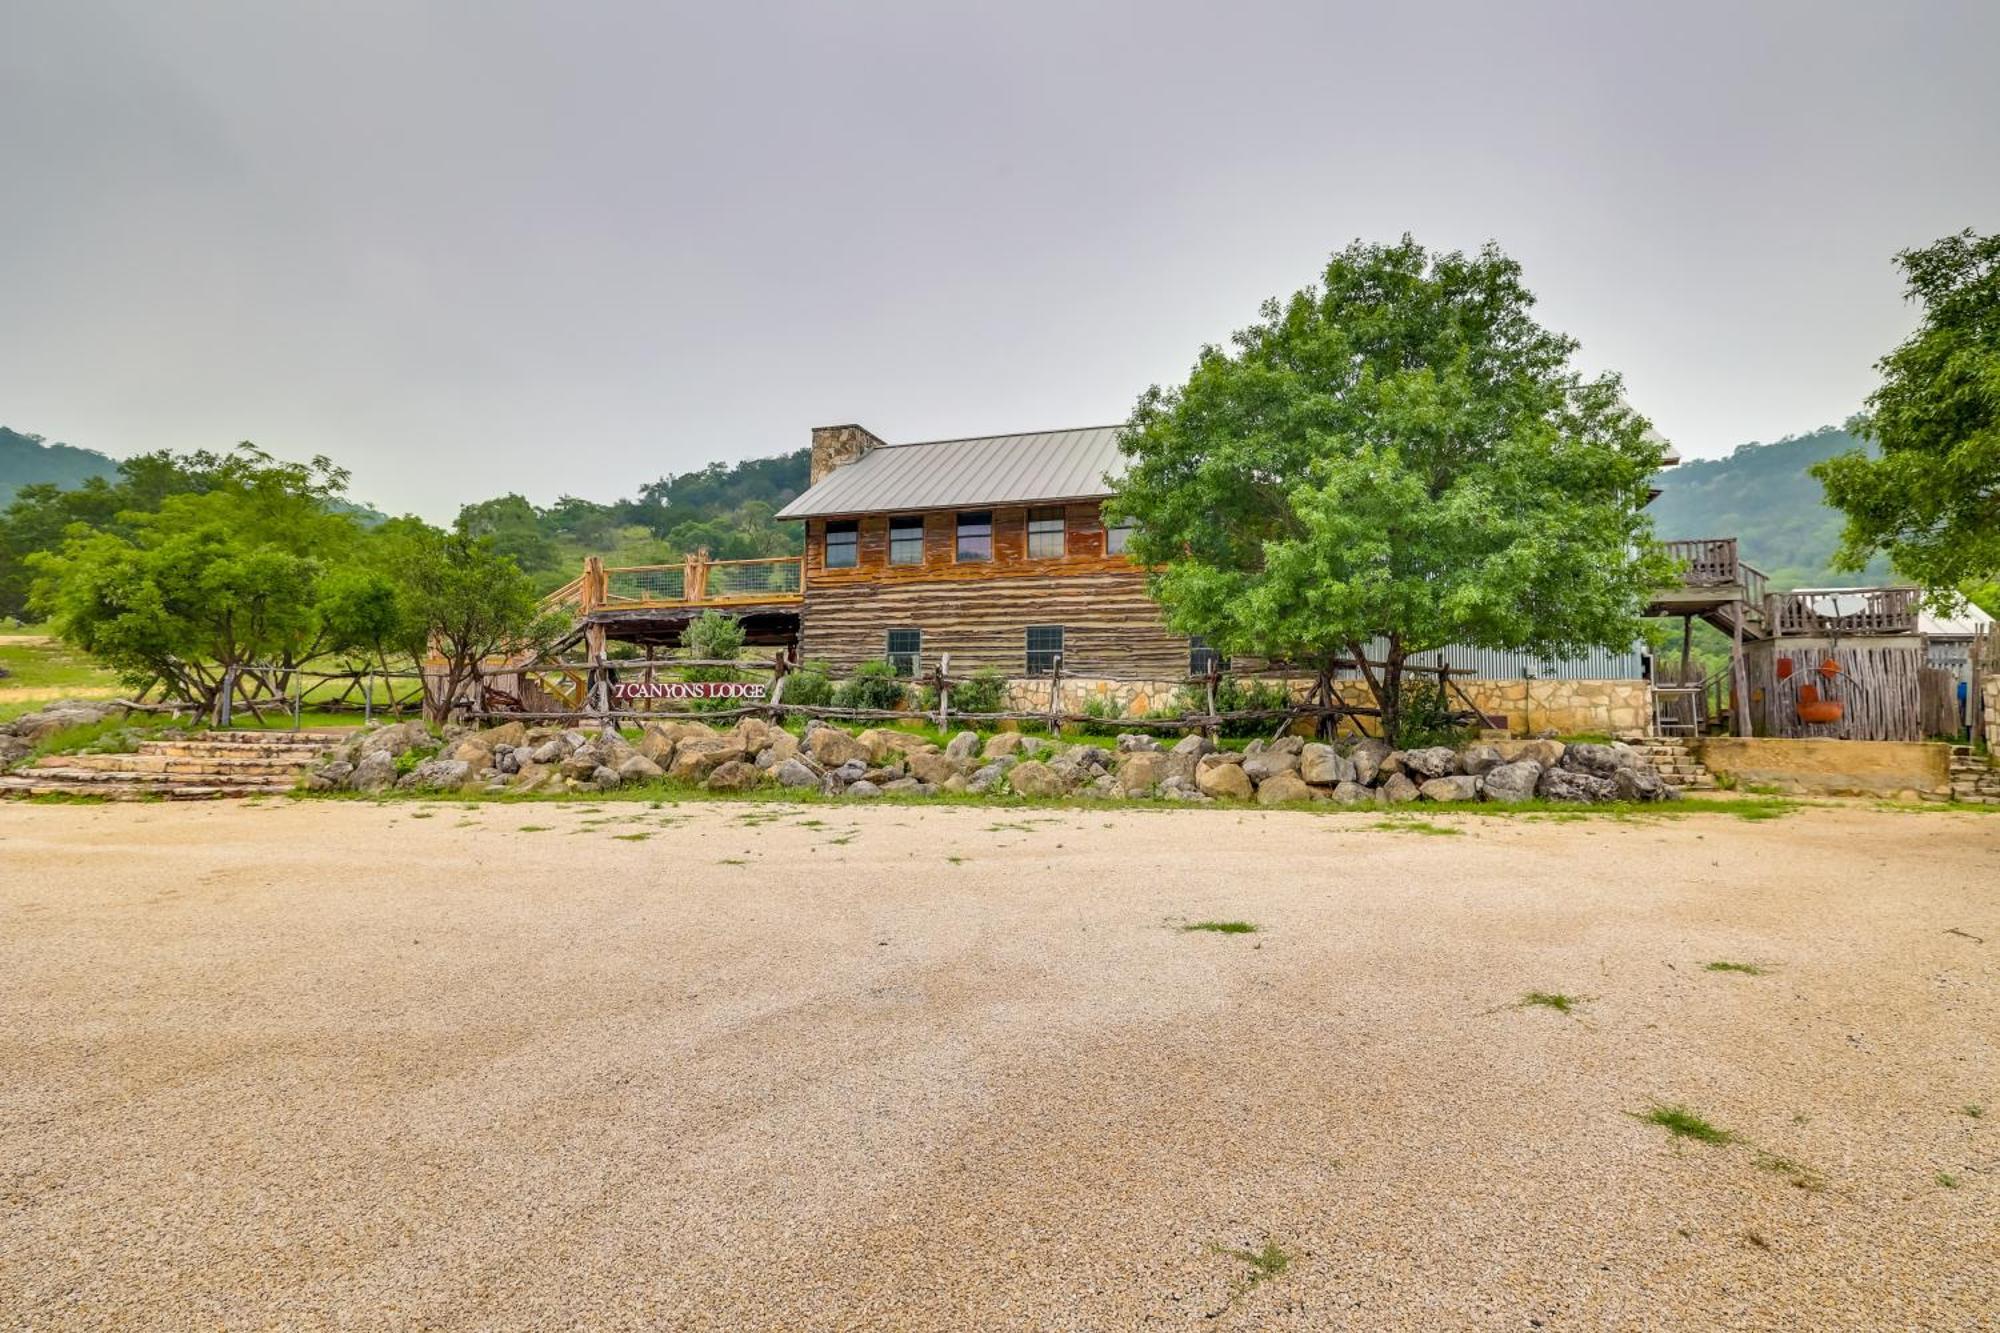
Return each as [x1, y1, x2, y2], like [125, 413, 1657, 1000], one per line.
[1731, 600, 1751, 737]
[1205, 666, 1219, 741]
[1048, 653, 1064, 737]
[936, 652, 951, 733]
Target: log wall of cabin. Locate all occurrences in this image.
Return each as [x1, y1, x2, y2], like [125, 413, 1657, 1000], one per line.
[799, 502, 1191, 678]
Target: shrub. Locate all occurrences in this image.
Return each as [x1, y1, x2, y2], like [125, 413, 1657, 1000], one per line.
[781, 658, 834, 707]
[1075, 696, 1125, 736]
[922, 665, 1007, 718]
[1174, 675, 1291, 738]
[683, 611, 745, 660]
[834, 659, 906, 711]
[1394, 678, 1477, 749]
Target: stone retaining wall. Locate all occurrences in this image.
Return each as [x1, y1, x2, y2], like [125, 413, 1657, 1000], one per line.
[1985, 677, 1999, 751]
[999, 675, 1650, 738]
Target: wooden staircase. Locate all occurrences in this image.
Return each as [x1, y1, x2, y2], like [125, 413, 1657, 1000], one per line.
[1631, 735, 1716, 792]
[0, 731, 345, 800]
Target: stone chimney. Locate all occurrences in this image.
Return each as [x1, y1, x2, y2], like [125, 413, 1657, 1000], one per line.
[810, 424, 887, 485]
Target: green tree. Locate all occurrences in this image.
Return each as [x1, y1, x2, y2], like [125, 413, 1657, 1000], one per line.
[1106, 237, 1673, 743]
[385, 526, 567, 723]
[1814, 229, 2000, 597]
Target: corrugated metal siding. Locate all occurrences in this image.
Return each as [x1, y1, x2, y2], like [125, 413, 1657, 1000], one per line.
[776, 426, 1126, 519]
[1344, 638, 1647, 680]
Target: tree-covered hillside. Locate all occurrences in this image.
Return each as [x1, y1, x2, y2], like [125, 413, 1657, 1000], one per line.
[1648, 425, 1894, 589]
[0, 427, 118, 506]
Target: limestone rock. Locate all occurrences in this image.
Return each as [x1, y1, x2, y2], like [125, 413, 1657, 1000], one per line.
[1196, 757, 1254, 801]
[844, 779, 883, 799]
[808, 727, 872, 769]
[1116, 733, 1162, 753]
[667, 741, 742, 782]
[1114, 750, 1168, 795]
[944, 731, 982, 761]
[1419, 775, 1482, 803]
[1561, 742, 1632, 778]
[1257, 771, 1314, 805]
[1481, 760, 1542, 803]
[905, 751, 968, 786]
[480, 720, 529, 749]
[1381, 772, 1422, 804]
[1457, 744, 1506, 776]
[1006, 760, 1065, 797]
[1401, 746, 1460, 780]
[1241, 749, 1300, 783]
[1613, 766, 1667, 802]
[1330, 780, 1377, 805]
[1538, 767, 1618, 803]
[704, 759, 764, 792]
[1300, 743, 1356, 786]
[616, 753, 665, 783]
[983, 732, 1048, 759]
[773, 757, 824, 789]
[400, 758, 474, 791]
[1170, 733, 1216, 759]
[351, 750, 397, 791]
[1348, 738, 1393, 786]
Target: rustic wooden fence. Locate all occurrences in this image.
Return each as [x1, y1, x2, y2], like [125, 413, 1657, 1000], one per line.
[1750, 643, 1927, 741]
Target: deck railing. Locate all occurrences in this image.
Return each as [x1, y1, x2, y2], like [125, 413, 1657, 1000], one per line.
[544, 551, 804, 618]
[1661, 536, 1769, 609]
[1772, 587, 1921, 637]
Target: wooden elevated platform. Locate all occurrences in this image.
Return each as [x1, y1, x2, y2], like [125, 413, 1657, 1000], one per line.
[543, 552, 803, 651]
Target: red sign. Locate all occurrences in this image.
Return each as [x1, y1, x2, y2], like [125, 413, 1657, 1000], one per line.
[607, 680, 768, 702]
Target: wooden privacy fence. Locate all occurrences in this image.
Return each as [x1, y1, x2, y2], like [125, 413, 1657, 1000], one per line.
[460, 651, 1487, 740]
[1750, 643, 1926, 741]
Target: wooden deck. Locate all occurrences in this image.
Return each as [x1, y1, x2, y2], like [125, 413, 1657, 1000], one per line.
[544, 553, 804, 619]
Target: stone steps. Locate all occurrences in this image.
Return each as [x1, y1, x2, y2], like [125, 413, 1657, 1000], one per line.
[1633, 736, 1716, 791]
[2, 730, 345, 801]
[1949, 746, 1999, 805]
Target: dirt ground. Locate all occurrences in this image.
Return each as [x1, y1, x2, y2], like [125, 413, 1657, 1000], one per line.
[2, 798, 1996, 1331]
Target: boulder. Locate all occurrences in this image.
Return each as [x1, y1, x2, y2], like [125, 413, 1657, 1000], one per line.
[983, 732, 1047, 759]
[1418, 774, 1481, 802]
[399, 758, 474, 791]
[939, 774, 970, 794]
[853, 728, 900, 763]
[1480, 759, 1542, 803]
[730, 717, 775, 753]
[1614, 766, 1668, 802]
[905, 751, 969, 786]
[1401, 746, 1460, 780]
[1457, 744, 1506, 776]
[588, 765, 623, 790]
[704, 759, 764, 792]
[1241, 749, 1300, 784]
[351, 750, 397, 791]
[807, 727, 872, 769]
[474, 720, 526, 749]
[668, 742, 743, 782]
[1561, 742, 1633, 778]
[509, 761, 551, 792]
[636, 726, 677, 764]
[831, 758, 868, 784]
[1299, 743, 1356, 786]
[944, 731, 982, 761]
[1330, 780, 1377, 805]
[844, 779, 883, 799]
[0, 734, 31, 768]
[967, 762, 1012, 795]
[616, 753, 666, 784]
[862, 765, 905, 785]
[1114, 750, 1169, 795]
[1116, 733, 1162, 753]
[773, 757, 824, 789]
[1494, 737, 1565, 769]
[560, 753, 603, 781]
[530, 739, 567, 765]
[1256, 771, 1314, 805]
[1538, 768, 1619, 803]
[1348, 738, 1393, 786]
[1268, 735, 1305, 756]
[1006, 760, 1066, 797]
[1381, 772, 1422, 804]
[359, 719, 430, 758]
[1196, 757, 1254, 801]
[1171, 733, 1216, 758]
[1158, 775, 1210, 802]
[761, 730, 801, 765]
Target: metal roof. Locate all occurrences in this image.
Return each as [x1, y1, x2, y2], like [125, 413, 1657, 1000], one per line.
[775, 425, 1126, 520]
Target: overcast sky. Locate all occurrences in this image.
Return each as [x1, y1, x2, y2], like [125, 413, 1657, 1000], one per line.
[4, 1, 1995, 520]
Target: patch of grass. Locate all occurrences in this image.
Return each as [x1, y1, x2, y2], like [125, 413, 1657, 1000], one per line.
[1634, 1103, 1734, 1146]
[1182, 920, 1258, 935]
[1704, 961, 1769, 976]
[1368, 818, 1462, 836]
[612, 832, 652, 842]
[1215, 1239, 1291, 1286]
[409, 811, 435, 819]
[718, 857, 748, 865]
[1935, 1171, 1961, 1189]
[945, 855, 966, 865]
[1961, 1104, 1985, 1120]
[516, 824, 552, 832]
[1752, 1152, 1827, 1192]
[1519, 991, 1584, 1015]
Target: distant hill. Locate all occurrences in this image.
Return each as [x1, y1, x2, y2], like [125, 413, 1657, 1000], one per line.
[1649, 425, 1893, 589]
[0, 427, 118, 506]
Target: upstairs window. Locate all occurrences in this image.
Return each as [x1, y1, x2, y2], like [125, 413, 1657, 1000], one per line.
[1105, 520, 1135, 556]
[885, 628, 922, 677]
[889, 515, 926, 566]
[1189, 636, 1222, 677]
[1027, 506, 1066, 559]
[956, 510, 993, 562]
[1025, 625, 1064, 675]
[824, 520, 859, 569]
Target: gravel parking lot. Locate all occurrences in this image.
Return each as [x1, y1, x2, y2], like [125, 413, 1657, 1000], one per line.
[2, 798, 1996, 1330]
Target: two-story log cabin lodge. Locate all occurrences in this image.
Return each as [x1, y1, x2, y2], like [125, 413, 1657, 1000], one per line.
[774, 423, 1196, 681]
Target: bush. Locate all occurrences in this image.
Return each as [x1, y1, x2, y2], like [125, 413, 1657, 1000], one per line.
[781, 658, 834, 707]
[834, 659, 906, 711]
[1393, 678, 1477, 750]
[921, 665, 1007, 718]
[684, 611, 745, 660]
[1174, 675, 1291, 739]
[1075, 696, 1125, 736]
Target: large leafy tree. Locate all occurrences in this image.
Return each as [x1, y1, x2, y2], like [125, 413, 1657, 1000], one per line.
[1813, 229, 2000, 596]
[1107, 237, 1674, 743]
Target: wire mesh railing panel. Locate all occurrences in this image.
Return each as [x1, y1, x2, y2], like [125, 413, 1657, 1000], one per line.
[707, 559, 803, 598]
[606, 566, 688, 603]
